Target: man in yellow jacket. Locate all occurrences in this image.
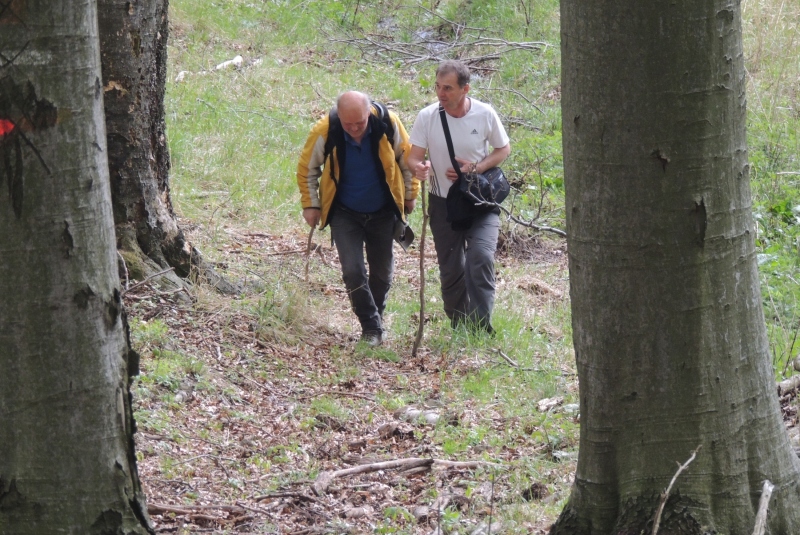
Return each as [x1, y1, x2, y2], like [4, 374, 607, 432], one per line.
[297, 91, 418, 346]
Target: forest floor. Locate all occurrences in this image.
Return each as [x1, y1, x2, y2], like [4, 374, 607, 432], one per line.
[126, 222, 574, 535]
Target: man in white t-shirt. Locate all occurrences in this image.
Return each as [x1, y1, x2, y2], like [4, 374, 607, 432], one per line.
[407, 60, 511, 333]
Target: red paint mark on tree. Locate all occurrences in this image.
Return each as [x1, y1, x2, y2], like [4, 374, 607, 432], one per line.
[0, 119, 14, 137]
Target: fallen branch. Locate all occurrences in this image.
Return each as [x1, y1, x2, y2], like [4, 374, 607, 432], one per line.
[326, 27, 549, 69]
[433, 459, 504, 470]
[148, 502, 247, 515]
[313, 458, 433, 495]
[120, 266, 176, 296]
[412, 181, 428, 357]
[778, 374, 800, 396]
[652, 445, 701, 535]
[752, 480, 774, 535]
[312, 456, 505, 495]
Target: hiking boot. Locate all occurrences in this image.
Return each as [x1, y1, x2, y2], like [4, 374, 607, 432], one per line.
[359, 330, 384, 347]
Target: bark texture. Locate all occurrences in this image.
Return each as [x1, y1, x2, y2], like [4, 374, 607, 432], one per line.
[0, 1, 152, 533]
[97, 0, 237, 294]
[553, 1, 800, 533]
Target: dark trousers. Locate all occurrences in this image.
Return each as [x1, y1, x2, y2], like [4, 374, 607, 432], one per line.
[428, 193, 499, 329]
[330, 204, 395, 334]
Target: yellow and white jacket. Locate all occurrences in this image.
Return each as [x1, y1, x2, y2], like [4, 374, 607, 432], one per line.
[296, 106, 418, 228]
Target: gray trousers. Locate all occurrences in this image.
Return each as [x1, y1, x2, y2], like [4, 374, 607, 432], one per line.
[428, 193, 499, 329]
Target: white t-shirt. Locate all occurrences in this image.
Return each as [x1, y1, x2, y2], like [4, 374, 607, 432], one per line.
[408, 97, 510, 198]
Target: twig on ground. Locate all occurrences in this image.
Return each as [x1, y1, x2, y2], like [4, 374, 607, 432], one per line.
[266, 248, 306, 256]
[295, 390, 376, 402]
[752, 480, 774, 535]
[496, 349, 519, 368]
[121, 266, 175, 296]
[412, 182, 428, 357]
[253, 492, 322, 504]
[234, 369, 278, 395]
[652, 445, 702, 535]
[488, 349, 541, 371]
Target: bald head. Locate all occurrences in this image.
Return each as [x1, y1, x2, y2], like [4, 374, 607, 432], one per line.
[336, 91, 371, 142]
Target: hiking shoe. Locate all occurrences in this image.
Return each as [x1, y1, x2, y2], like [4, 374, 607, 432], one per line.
[359, 330, 384, 347]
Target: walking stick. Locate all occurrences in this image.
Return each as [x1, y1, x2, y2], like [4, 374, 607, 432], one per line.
[411, 181, 428, 357]
[304, 226, 315, 284]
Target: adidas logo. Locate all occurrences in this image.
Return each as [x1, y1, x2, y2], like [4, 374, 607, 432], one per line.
[471, 129, 479, 134]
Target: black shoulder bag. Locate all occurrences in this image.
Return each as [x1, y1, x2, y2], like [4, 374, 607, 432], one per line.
[439, 106, 510, 230]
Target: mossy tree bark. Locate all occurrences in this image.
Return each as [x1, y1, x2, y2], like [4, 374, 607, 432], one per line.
[0, 1, 152, 533]
[552, 1, 800, 533]
[97, 0, 237, 294]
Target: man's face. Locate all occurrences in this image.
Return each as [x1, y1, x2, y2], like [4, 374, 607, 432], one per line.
[338, 105, 370, 140]
[435, 72, 468, 111]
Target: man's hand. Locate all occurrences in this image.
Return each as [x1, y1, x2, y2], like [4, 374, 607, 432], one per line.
[302, 207, 320, 228]
[414, 160, 431, 181]
[404, 199, 417, 214]
[446, 157, 476, 181]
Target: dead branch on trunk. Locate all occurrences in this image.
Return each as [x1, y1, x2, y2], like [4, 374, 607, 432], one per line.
[412, 182, 428, 357]
[500, 205, 566, 237]
[652, 445, 701, 535]
[752, 480, 774, 535]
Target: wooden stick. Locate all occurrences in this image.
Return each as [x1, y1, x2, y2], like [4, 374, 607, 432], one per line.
[652, 445, 701, 535]
[304, 226, 315, 283]
[412, 181, 428, 357]
[751, 480, 774, 535]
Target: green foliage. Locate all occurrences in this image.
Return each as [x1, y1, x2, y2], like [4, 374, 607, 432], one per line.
[743, 0, 800, 377]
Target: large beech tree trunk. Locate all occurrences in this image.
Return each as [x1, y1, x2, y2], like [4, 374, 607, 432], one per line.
[0, 1, 152, 533]
[552, 1, 800, 533]
[97, 0, 237, 293]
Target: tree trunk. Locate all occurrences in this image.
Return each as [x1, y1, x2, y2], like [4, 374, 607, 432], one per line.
[553, 1, 800, 533]
[0, 1, 152, 533]
[97, 0, 237, 294]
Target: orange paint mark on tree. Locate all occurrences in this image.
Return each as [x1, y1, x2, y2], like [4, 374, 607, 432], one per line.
[0, 119, 15, 137]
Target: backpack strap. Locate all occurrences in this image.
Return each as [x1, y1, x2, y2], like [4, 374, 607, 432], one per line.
[371, 100, 395, 149]
[323, 106, 341, 162]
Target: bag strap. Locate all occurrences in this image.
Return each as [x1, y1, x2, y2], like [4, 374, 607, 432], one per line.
[439, 106, 465, 181]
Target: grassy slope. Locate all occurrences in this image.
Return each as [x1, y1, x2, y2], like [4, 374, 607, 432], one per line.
[128, 0, 799, 533]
